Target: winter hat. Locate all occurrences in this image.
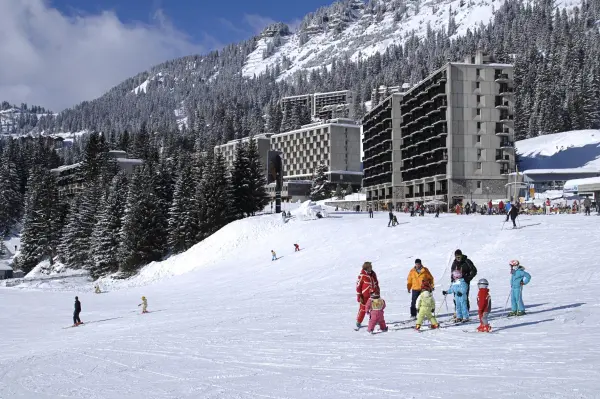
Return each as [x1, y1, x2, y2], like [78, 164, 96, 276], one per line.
[370, 292, 380, 299]
[75, 296, 78, 300]
[142, 296, 146, 300]
[452, 270, 463, 280]
[415, 259, 422, 265]
[454, 249, 463, 256]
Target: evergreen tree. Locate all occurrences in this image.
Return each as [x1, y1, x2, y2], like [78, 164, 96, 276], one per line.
[245, 137, 270, 216]
[90, 172, 128, 279]
[230, 143, 249, 219]
[310, 163, 333, 201]
[199, 152, 232, 238]
[345, 183, 354, 196]
[0, 147, 23, 236]
[18, 167, 60, 273]
[334, 183, 344, 199]
[168, 154, 200, 253]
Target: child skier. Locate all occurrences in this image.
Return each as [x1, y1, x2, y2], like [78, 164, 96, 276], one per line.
[94, 285, 101, 294]
[509, 260, 531, 316]
[294, 244, 300, 252]
[477, 278, 492, 332]
[138, 296, 148, 314]
[443, 270, 469, 322]
[271, 250, 277, 261]
[365, 292, 388, 334]
[415, 289, 439, 330]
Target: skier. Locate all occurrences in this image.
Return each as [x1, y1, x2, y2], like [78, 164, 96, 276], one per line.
[73, 296, 82, 327]
[509, 260, 531, 316]
[407, 259, 434, 319]
[506, 201, 519, 228]
[138, 296, 148, 314]
[387, 211, 394, 227]
[392, 214, 398, 226]
[451, 249, 477, 311]
[583, 197, 591, 216]
[476, 278, 492, 332]
[415, 290, 439, 331]
[355, 261, 380, 329]
[365, 291, 388, 334]
[294, 243, 300, 252]
[271, 250, 277, 261]
[443, 270, 469, 322]
[369, 206, 374, 218]
[435, 207, 440, 218]
[94, 285, 101, 294]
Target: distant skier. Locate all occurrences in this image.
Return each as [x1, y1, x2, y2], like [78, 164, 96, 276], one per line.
[271, 250, 277, 261]
[73, 296, 82, 327]
[388, 211, 394, 227]
[435, 207, 439, 218]
[365, 292, 388, 334]
[476, 278, 492, 332]
[509, 260, 531, 316]
[583, 198, 591, 216]
[392, 215, 398, 226]
[451, 249, 477, 311]
[369, 206, 374, 218]
[407, 259, 434, 319]
[506, 202, 519, 228]
[415, 290, 439, 331]
[94, 285, 101, 294]
[355, 261, 380, 329]
[138, 296, 148, 314]
[443, 270, 469, 322]
[294, 243, 300, 252]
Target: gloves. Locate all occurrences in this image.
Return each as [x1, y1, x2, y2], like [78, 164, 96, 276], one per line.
[520, 281, 524, 286]
[456, 292, 463, 297]
[432, 309, 435, 313]
[407, 289, 411, 293]
[357, 294, 361, 303]
[442, 290, 448, 296]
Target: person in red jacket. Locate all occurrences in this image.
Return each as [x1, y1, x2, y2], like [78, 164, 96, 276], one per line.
[356, 261, 380, 329]
[476, 278, 492, 332]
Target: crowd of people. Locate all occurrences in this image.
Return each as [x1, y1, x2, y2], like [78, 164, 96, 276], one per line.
[355, 250, 532, 334]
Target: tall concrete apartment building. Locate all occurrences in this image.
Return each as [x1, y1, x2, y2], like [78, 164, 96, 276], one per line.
[280, 90, 354, 120]
[270, 119, 362, 187]
[214, 133, 273, 180]
[362, 51, 516, 209]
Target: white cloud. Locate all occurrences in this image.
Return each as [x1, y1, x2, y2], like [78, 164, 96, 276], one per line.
[0, 0, 217, 111]
[243, 14, 277, 34]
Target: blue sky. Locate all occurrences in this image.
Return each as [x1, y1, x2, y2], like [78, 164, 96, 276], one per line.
[50, 0, 332, 49]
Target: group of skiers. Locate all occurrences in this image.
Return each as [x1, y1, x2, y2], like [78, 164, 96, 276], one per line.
[70, 294, 148, 327]
[355, 249, 532, 334]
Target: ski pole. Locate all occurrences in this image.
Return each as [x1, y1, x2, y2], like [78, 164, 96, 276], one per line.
[503, 290, 511, 316]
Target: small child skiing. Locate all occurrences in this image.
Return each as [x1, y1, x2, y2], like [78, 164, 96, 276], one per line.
[509, 260, 531, 316]
[294, 244, 300, 252]
[477, 278, 492, 332]
[365, 292, 388, 334]
[392, 215, 398, 226]
[415, 285, 439, 331]
[138, 296, 148, 314]
[271, 250, 277, 261]
[94, 285, 101, 294]
[443, 270, 469, 322]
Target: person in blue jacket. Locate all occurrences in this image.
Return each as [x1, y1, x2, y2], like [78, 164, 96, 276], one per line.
[443, 270, 469, 322]
[509, 260, 531, 316]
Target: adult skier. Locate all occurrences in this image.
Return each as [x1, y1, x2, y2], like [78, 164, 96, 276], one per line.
[583, 197, 591, 216]
[406, 259, 434, 319]
[509, 260, 531, 316]
[369, 206, 374, 218]
[355, 261, 380, 329]
[73, 296, 82, 327]
[506, 201, 520, 228]
[451, 249, 477, 311]
[388, 210, 394, 227]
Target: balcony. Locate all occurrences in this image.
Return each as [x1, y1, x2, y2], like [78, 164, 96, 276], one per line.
[494, 73, 511, 83]
[495, 98, 511, 109]
[500, 140, 514, 148]
[499, 113, 514, 124]
[495, 127, 511, 136]
[499, 86, 514, 97]
[495, 154, 511, 163]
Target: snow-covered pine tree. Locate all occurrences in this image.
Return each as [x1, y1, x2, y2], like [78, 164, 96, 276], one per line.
[0, 146, 23, 236]
[245, 137, 269, 216]
[230, 142, 249, 219]
[200, 152, 233, 238]
[152, 159, 173, 258]
[168, 154, 200, 254]
[310, 163, 333, 201]
[90, 171, 128, 279]
[345, 183, 354, 196]
[18, 167, 60, 273]
[119, 164, 165, 274]
[334, 183, 344, 200]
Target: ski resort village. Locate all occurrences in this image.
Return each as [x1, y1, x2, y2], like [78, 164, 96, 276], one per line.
[2, 0, 600, 398]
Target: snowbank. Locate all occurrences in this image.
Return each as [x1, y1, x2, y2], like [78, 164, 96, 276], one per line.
[293, 200, 329, 220]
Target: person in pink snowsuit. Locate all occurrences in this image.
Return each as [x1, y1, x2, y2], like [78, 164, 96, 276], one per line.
[365, 292, 388, 334]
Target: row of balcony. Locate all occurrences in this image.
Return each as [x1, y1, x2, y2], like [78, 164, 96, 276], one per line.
[401, 73, 447, 112]
[363, 128, 392, 153]
[402, 114, 447, 137]
[403, 148, 448, 171]
[363, 172, 392, 188]
[364, 162, 392, 179]
[402, 162, 448, 184]
[363, 140, 392, 161]
[402, 138, 447, 162]
[362, 107, 392, 136]
[402, 98, 448, 126]
[402, 125, 448, 148]
[363, 152, 392, 170]
[494, 73, 511, 82]
[406, 188, 448, 199]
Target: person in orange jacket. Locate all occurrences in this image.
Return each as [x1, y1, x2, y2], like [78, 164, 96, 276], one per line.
[407, 259, 434, 319]
[356, 261, 380, 329]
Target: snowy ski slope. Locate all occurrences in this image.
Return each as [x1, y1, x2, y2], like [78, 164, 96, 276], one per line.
[1, 211, 599, 398]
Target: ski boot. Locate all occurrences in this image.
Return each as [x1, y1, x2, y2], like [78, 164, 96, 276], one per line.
[454, 318, 463, 323]
[507, 311, 517, 316]
[485, 325, 492, 332]
[516, 311, 526, 316]
[430, 324, 439, 329]
[356, 321, 361, 329]
[381, 327, 388, 332]
[462, 318, 470, 323]
[415, 324, 421, 331]
[477, 324, 486, 332]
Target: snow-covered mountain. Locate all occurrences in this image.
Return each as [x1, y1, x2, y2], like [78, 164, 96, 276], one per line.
[242, 0, 580, 79]
[0, 103, 55, 135]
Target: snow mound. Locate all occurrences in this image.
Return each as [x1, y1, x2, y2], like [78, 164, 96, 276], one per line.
[294, 200, 329, 220]
[516, 130, 600, 170]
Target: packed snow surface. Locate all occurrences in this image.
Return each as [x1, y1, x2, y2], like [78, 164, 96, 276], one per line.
[1, 212, 600, 398]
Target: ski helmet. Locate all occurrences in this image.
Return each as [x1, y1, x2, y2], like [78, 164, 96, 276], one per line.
[370, 291, 380, 299]
[509, 260, 520, 267]
[477, 278, 489, 288]
[142, 296, 146, 300]
[452, 270, 463, 280]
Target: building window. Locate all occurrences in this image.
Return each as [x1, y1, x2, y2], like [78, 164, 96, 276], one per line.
[477, 181, 482, 189]
[477, 135, 481, 143]
[477, 95, 481, 103]
[477, 122, 481, 130]
[476, 108, 481, 116]
[477, 162, 482, 170]
[477, 149, 482, 158]
[476, 68, 481, 77]
[476, 82, 480, 89]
